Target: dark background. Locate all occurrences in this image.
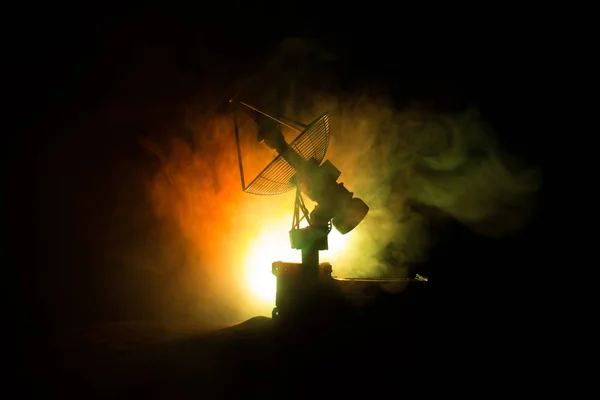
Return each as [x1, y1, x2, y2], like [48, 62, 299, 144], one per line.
[11, 4, 545, 395]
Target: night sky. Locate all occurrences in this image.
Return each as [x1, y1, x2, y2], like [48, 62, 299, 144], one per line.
[12, 5, 546, 395]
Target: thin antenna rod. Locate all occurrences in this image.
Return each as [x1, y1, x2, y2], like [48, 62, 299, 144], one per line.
[237, 101, 303, 133]
[278, 115, 308, 130]
[233, 117, 246, 191]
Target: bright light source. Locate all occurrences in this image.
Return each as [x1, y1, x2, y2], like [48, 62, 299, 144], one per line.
[242, 216, 352, 303]
[246, 266, 276, 301]
[325, 228, 345, 258]
[244, 225, 300, 302]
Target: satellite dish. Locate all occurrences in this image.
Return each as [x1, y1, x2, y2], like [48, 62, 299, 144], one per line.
[243, 110, 330, 196]
[231, 99, 369, 236]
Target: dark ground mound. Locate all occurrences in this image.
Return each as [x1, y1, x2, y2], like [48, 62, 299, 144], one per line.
[23, 277, 540, 398]
[25, 285, 438, 398]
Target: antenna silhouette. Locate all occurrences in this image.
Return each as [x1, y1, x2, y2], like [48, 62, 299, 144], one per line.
[230, 99, 369, 316]
[231, 98, 371, 232]
[227, 97, 426, 322]
[232, 103, 331, 196]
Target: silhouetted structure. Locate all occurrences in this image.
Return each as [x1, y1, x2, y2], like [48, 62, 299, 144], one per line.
[229, 99, 426, 323]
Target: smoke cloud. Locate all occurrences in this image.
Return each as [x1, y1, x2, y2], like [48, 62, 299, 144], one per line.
[140, 38, 542, 322]
[286, 93, 541, 278]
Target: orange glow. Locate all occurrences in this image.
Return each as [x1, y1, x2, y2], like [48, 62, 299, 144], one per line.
[241, 213, 351, 305]
[142, 95, 540, 324]
[141, 108, 404, 323]
[143, 115, 355, 321]
[243, 216, 298, 302]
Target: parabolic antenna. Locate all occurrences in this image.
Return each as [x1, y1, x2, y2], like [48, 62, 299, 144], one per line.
[231, 99, 368, 235]
[237, 105, 330, 196]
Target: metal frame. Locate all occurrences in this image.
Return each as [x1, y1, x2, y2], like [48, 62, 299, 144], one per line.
[291, 186, 311, 231]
